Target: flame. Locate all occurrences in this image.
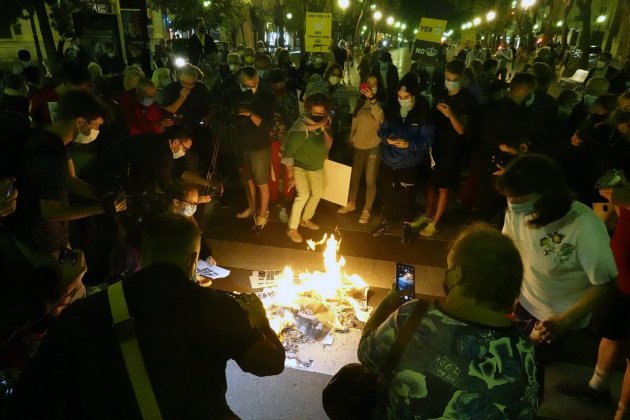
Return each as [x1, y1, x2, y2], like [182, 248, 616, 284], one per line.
[262, 234, 369, 336]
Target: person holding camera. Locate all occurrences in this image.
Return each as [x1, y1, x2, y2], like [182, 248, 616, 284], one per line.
[357, 225, 537, 419]
[371, 73, 434, 244]
[282, 92, 333, 243]
[6, 214, 285, 419]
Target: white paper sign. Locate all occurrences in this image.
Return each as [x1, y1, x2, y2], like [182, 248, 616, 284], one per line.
[322, 159, 351, 206]
[196, 260, 230, 279]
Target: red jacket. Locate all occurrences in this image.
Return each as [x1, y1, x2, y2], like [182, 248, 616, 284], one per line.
[118, 89, 168, 135]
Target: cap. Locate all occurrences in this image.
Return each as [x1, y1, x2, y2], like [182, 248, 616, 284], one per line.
[397, 72, 420, 96]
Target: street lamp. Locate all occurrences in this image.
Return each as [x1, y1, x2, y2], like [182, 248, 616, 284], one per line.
[395, 21, 401, 28]
[413, 28, 418, 34]
[556, 20, 563, 27]
[203, 0, 211, 7]
[596, 15, 606, 23]
[373, 11, 382, 21]
[473, 17, 481, 26]
[338, 0, 349, 9]
[521, 0, 536, 9]
[286, 12, 292, 19]
[401, 23, 406, 30]
[486, 11, 496, 22]
[386, 16, 394, 26]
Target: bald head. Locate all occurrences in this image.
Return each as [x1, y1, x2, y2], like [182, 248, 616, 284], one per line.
[585, 76, 609, 97]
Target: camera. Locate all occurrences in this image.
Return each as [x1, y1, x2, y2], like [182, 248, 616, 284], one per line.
[488, 152, 514, 174]
[58, 248, 77, 265]
[595, 169, 625, 189]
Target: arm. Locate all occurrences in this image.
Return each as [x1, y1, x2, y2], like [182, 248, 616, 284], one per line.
[361, 289, 403, 338]
[370, 100, 385, 124]
[180, 170, 212, 188]
[67, 159, 99, 200]
[162, 88, 190, 113]
[40, 199, 104, 222]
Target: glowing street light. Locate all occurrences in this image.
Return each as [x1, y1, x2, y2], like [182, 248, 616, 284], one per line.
[556, 20, 563, 27]
[401, 23, 407, 30]
[486, 11, 496, 22]
[362, 25, 367, 31]
[373, 10, 382, 21]
[461, 23, 467, 30]
[386, 16, 394, 26]
[533, 23, 539, 30]
[286, 12, 293, 19]
[596, 15, 606, 23]
[521, 0, 536, 9]
[338, 0, 349, 10]
[203, 0, 211, 7]
[473, 17, 481, 26]
[395, 21, 401, 28]
[413, 28, 418, 34]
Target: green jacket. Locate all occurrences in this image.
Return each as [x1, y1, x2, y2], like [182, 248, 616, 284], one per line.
[281, 118, 327, 171]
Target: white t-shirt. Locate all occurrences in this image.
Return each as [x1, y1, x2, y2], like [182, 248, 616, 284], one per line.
[503, 201, 617, 328]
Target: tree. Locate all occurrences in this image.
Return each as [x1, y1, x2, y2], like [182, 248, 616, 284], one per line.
[575, 0, 593, 68]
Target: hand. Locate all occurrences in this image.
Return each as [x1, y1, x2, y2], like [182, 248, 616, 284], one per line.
[492, 164, 506, 177]
[360, 86, 374, 99]
[51, 249, 88, 316]
[539, 315, 571, 343]
[113, 193, 127, 213]
[436, 102, 453, 118]
[237, 293, 269, 328]
[0, 178, 18, 218]
[206, 256, 217, 266]
[198, 195, 212, 204]
[390, 139, 409, 149]
[179, 87, 191, 98]
[570, 133, 584, 147]
[286, 176, 296, 192]
[600, 180, 630, 208]
[160, 118, 174, 128]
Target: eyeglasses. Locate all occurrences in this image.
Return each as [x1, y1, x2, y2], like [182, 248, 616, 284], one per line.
[180, 141, 191, 153]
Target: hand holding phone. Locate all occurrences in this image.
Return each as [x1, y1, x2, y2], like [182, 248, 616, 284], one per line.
[395, 263, 416, 303]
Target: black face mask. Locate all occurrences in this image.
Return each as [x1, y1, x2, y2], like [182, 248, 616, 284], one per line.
[309, 114, 325, 123]
[198, 27, 206, 34]
[590, 113, 608, 123]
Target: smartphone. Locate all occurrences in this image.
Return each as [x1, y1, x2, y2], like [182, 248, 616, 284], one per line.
[5, 180, 15, 198]
[395, 262, 416, 303]
[595, 169, 624, 189]
[360, 83, 369, 91]
[58, 248, 77, 266]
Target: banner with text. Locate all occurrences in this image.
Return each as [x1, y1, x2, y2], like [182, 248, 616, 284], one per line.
[412, 17, 447, 61]
[305, 12, 332, 53]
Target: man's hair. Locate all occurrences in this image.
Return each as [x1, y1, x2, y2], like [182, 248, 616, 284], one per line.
[18, 49, 31, 61]
[168, 181, 199, 202]
[557, 89, 578, 107]
[495, 120, 532, 150]
[509, 72, 536, 90]
[254, 54, 272, 69]
[529, 62, 552, 89]
[445, 59, 465, 76]
[482, 58, 498, 71]
[323, 62, 343, 79]
[87, 62, 102, 80]
[496, 154, 573, 227]
[304, 92, 331, 111]
[136, 76, 155, 91]
[449, 224, 523, 311]
[595, 94, 619, 113]
[600, 52, 612, 62]
[162, 124, 190, 141]
[240, 66, 258, 80]
[178, 65, 198, 81]
[58, 60, 91, 86]
[57, 90, 105, 123]
[142, 213, 200, 264]
[585, 76, 610, 96]
[123, 66, 145, 90]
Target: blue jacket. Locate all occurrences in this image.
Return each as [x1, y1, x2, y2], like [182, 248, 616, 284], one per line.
[379, 97, 434, 169]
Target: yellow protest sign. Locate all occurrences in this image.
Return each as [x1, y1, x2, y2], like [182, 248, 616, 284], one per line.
[415, 17, 448, 43]
[461, 30, 477, 46]
[305, 12, 332, 52]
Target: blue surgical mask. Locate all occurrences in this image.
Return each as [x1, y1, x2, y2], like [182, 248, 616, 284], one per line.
[508, 201, 535, 215]
[583, 94, 597, 108]
[257, 70, 267, 79]
[181, 203, 197, 217]
[445, 80, 461, 91]
[141, 97, 154, 107]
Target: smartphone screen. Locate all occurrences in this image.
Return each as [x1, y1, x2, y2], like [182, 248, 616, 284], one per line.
[396, 263, 416, 303]
[360, 83, 369, 91]
[5, 180, 15, 197]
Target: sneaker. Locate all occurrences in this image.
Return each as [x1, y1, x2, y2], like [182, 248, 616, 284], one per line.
[300, 219, 320, 230]
[554, 382, 612, 405]
[287, 229, 303, 243]
[338, 202, 356, 214]
[419, 221, 437, 237]
[358, 209, 370, 224]
[410, 214, 431, 229]
[401, 222, 413, 244]
[371, 221, 390, 237]
[256, 216, 267, 229]
[236, 208, 252, 219]
[278, 207, 289, 223]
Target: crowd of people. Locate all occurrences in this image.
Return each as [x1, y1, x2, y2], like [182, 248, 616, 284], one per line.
[1, 18, 630, 417]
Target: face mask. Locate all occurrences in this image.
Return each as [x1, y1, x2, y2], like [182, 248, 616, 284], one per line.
[244, 56, 255, 64]
[328, 76, 340, 86]
[229, 64, 240, 72]
[371, 87, 378, 94]
[525, 92, 536, 107]
[107, 52, 115, 58]
[75, 121, 100, 144]
[380, 62, 389, 71]
[507, 200, 535, 215]
[596, 60, 606, 69]
[141, 97, 154, 107]
[198, 27, 206, 34]
[445, 80, 461, 91]
[314, 57, 323, 64]
[257, 48, 265, 53]
[20, 60, 31, 67]
[160, 77, 171, 87]
[309, 114, 325, 123]
[238, 50, 245, 57]
[398, 97, 414, 111]
[583, 94, 597, 108]
[172, 148, 186, 159]
[590, 113, 608, 123]
[181, 203, 197, 217]
[257, 70, 267, 79]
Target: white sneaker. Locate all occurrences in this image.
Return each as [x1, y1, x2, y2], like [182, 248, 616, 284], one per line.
[358, 209, 370, 224]
[236, 208, 252, 219]
[337, 203, 356, 214]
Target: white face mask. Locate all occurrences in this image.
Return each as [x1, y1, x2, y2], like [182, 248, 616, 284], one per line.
[398, 97, 414, 111]
[20, 60, 31, 67]
[445, 80, 461, 91]
[380, 63, 389, 71]
[257, 48, 266, 53]
[314, 57, 323, 64]
[596, 60, 606, 69]
[229, 64, 240, 72]
[507, 200, 535, 215]
[525, 92, 536, 107]
[328, 76, 340, 86]
[107, 52, 115, 58]
[181, 203, 197, 217]
[173, 148, 186, 159]
[75, 128, 100, 144]
[371, 86, 378, 94]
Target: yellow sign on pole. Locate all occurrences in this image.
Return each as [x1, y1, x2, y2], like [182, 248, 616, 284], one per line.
[305, 12, 332, 52]
[461, 30, 477, 46]
[415, 17, 448, 43]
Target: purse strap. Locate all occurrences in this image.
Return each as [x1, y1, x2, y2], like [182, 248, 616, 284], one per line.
[384, 299, 430, 372]
[108, 281, 163, 420]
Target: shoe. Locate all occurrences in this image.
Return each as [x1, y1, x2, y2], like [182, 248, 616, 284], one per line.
[287, 229, 303, 243]
[410, 214, 431, 229]
[278, 207, 289, 223]
[256, 216, 267, 229]
[300, 219, 320, 230]
[236, 208, 252, 219]
[371, 221, 390, 237]
[401, 222, 413, 244]
[337, 202, 356, 214]
[358, 209, 370, 224]
[420, 221, 437, 237]
[554, 382, 611, 405]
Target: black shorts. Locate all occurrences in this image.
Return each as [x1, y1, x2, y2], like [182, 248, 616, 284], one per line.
[430, 158, 461, 189]
[591, 288, 630, 341]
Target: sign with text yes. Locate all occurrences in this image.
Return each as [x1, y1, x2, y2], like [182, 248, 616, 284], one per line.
[305, 12, 332, 52]
[415, 17, 448, 44]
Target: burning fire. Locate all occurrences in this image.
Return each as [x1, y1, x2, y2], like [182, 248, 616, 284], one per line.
[259, 234, 370, 339]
